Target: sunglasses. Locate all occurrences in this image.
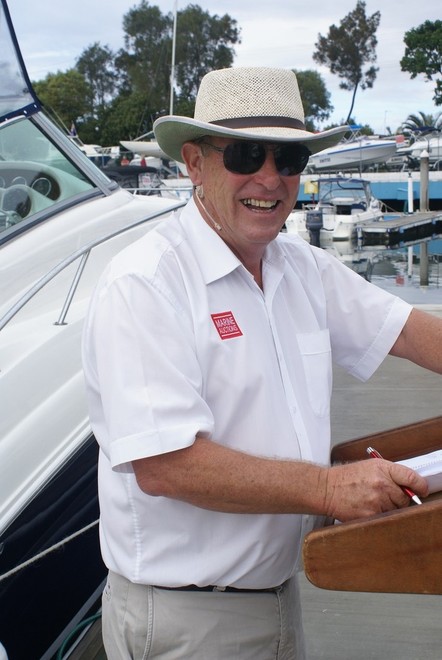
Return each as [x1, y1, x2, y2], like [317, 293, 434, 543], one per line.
[199, 140, 311, 176]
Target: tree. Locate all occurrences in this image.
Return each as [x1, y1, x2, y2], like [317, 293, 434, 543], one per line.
[33, 70, 92, 132]
[117, 2, 240, 121]
[174, 5, 241, 106]
[312, 1, 380, 123]
[76, 43, 119, 114]
[30, 2, 240, 145]
[99, 92, 156, 146]
[119, 0, 171, 113]
[293, 69, 333, 130]
[400, 20, 442, 106]
[401, 110, 442, 137]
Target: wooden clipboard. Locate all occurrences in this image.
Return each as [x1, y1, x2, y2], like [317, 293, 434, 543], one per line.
[303, 415, 442, 594]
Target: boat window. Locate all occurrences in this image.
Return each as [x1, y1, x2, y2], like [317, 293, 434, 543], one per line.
[0, 116, 95, 234]
[320, 180, 369, 205]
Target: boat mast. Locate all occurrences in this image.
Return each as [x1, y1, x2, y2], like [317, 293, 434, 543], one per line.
[170, 1, 177, 114]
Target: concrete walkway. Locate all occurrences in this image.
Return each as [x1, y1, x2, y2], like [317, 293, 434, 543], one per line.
[301, 304, 442, 659]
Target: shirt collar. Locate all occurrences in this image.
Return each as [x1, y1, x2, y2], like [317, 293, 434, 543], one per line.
[180, 197, 242, 284]
[179, 197, 286, 285]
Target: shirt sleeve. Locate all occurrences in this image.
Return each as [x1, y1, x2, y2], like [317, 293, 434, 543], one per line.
[85, 271, 215, 468]
[315, 249, 412, 381]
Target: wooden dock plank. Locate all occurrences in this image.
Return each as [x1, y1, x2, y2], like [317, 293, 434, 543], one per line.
[68, 619, 106, 660]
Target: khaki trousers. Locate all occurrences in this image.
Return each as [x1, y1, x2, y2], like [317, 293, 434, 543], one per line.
[102, 571, 305, 659]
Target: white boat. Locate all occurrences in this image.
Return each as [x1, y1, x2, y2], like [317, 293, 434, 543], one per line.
[120, 140, 191, 195]
[308, 131, 398, 172]
[396, 133, 442, 165]
[159, 177, 193, 200]
[0, 1, 184, 656]
[120, 138, 167, 158]
[285, 176, 385, 243]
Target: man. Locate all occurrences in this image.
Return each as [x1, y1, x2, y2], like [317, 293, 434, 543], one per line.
[82, 67, 440, 659]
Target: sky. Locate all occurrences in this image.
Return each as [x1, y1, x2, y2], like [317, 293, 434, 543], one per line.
[8, 0, 442, 135]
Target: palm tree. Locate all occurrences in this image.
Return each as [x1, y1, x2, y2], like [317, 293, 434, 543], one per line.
[401, 111, 442, 140]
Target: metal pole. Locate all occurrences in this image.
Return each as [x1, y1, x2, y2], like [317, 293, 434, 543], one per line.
[419, 150, 430, 285]
[169, 1, 178, 115]
[407, 171, 413, 213]
[408, 247, 413, 278]
[420, 242, 429, 286]
[419, 150, 429, 213]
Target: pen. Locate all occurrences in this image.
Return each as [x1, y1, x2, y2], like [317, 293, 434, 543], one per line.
[366, 446, 423, 505]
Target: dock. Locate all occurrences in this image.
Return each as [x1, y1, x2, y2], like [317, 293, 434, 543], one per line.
[357, 210, 442, 246]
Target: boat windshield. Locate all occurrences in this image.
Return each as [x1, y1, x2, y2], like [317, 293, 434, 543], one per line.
[0, 116, 95, 234]
[0, 0, 102, 237]
[319, 179, 370, 205]
[0, 0, 39, 122]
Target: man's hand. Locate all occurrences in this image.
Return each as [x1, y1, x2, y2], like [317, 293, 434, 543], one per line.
[323, 459, 429, 522]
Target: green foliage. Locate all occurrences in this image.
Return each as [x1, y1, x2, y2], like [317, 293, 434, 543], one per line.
[76, 43, 119, 112]
[102, 2, 239, 145]
[28, 2, 241, 145]
[30, 2, 347, 146]
[313, 0, 380, 122]
[174, 5, 240, 103]
[400, 20, 442, 105]
[33, 69, 92, 130]
[293, 69, 333, 130]
[99, 92, 161, 146]
[119, 1, 171, 110]
[401, 110, 442, 135]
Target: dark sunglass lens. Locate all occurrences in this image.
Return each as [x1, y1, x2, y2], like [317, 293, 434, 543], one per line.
[223, 142, 266, 174]
[274, 144, 311, 176]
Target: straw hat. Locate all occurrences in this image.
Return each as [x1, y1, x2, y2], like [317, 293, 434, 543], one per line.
[153, 66, 348, 163]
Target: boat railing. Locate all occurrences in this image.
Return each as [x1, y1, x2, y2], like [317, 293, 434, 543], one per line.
[127, 184, 194, 201]
[0, 200, 186, 332]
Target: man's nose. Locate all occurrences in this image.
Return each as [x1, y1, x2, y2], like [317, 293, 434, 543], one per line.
[254, 149, 282, 185]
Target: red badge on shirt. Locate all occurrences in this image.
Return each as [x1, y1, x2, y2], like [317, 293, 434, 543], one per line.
[211, 311, 243, 340]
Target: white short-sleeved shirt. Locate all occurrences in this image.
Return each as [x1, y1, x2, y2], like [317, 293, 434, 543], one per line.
[82, 198, 412, 588]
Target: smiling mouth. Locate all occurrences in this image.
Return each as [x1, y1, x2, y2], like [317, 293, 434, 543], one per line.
[242, 198, 279, 210]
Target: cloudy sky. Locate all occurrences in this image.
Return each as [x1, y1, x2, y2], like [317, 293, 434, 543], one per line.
[8, 0, 442, 134]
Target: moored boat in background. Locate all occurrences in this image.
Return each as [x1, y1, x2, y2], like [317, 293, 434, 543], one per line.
[396, 132, 442, 167]
[286, 176, 385, 244]
[307, 128, 399, 173]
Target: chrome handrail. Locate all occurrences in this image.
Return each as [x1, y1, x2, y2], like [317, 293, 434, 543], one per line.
[0, 200, 185, 332]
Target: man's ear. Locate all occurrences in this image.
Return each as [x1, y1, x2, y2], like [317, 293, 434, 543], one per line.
[181, 142, 203, 185]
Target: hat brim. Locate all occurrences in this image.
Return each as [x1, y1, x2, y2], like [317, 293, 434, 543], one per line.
[153, 116, 349, 163]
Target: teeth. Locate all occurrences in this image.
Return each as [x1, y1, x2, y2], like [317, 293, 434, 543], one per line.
[243, 199, 277, 208]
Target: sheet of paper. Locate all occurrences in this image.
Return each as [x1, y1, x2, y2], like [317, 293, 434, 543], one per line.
[397, 450, 442, 494]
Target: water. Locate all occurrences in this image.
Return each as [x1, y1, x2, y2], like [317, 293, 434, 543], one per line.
[338, 237, 442, 305]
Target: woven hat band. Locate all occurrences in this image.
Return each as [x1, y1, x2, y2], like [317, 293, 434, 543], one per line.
[210, 116, 306, 131]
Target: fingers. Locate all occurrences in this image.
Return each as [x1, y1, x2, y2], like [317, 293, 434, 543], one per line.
[388, 462, 429, 499]
[324, 460, 424, 523]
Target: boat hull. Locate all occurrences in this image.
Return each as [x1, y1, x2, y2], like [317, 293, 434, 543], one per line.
[120, 140, 167, 158]
[0, 438, 105, 659]
[309, 140, 398, 172]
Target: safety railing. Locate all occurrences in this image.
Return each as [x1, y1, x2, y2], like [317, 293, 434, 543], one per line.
[0, 200, 186, 332]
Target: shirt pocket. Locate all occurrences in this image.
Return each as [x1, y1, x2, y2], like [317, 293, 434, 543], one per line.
[296, 329, 332, 418]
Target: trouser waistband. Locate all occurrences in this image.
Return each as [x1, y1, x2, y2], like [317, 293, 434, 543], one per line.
[154, 584, 280, 593]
